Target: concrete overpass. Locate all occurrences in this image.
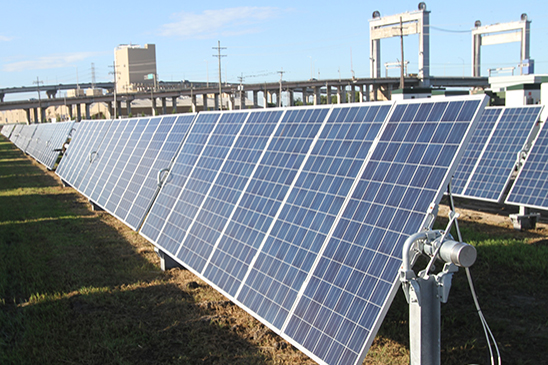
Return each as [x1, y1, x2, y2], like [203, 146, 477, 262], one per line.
[0, 76, 489, 123]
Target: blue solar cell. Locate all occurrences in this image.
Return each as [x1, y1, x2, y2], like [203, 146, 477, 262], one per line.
[451, 107, 502, 195]
[459, 106, 542, 202]
[506, 116, 548, 209]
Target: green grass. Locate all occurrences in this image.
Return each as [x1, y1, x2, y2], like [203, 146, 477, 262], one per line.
[1, 137, 547, 364]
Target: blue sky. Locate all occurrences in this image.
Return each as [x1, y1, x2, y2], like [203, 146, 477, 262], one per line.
[1, 0, 547, 99]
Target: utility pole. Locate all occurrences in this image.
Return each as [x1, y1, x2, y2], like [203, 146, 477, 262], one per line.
[33, 77, 43, 123]
[400, 16, 405, 90]
[277, 68, 285, 107]
[212, 40, 227, 110]
[109, 62, 119, 119]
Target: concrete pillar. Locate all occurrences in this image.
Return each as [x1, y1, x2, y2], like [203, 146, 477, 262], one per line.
[214, 93, 220, 111]
[239, 91, 246, 110]
[301, 88, 307, 105]
[313, 86, 320, 106]
[0, 93, 4, 103]
[191, 94, 197, 113]
[325, 85, 331, 105]
[107, 102, 113, 119]
[365, 84, 371, 101]
[25, 109, 31, 124]
[350, 85, 356, 103]
[116, 101, 122, 117]
[202, 94, 208, 111]
[152, 98, 157, 116]
[68, 105, 74, 120]
[288, 89, 294, 106]
[85, 103, 91, 120]
[127, 100, 132, 116]
[172, 97, 178, 114]
[337, 86, 343, 104]
[252, 91, 258, 107]
[359, 85, 365, 102]
[76, 104, 82, 122]
[41, 107, 46, 123]
[161, 97, 167, 115]
[262, 91, 267, 109]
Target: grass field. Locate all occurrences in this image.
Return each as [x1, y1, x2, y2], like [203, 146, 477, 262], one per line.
[1, 137, 547, 364]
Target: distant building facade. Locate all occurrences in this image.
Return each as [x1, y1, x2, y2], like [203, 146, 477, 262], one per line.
[114, 44, 157, 93]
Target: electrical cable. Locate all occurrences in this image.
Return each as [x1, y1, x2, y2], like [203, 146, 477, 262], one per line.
[447, 181, 501, 365]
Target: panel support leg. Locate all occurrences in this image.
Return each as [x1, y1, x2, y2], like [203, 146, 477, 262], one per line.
[154, 248, 184, 271]
[509, 206, 540, 230]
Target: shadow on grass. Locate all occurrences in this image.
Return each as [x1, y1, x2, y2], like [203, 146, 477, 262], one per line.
[0, 140, 291, 365]
[2, 282, 276, 365]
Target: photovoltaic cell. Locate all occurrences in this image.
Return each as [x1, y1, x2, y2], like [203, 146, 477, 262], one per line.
[450, 107, 502, 195]
[506, 120, 548, 209]
[457, 106, 542, 202]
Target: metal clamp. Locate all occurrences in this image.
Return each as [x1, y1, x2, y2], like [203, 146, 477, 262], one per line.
[157, 168, 170, 186]
[89, 151, 98, 163]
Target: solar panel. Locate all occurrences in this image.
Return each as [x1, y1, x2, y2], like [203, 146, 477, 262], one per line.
[140, 96, 487, 365]
[13, 124, 37, 151]
[110, 114, 196, 230]
[450, 107, 503, 195]
[506, 120, 548, 209]
[9, 124, 24, 146]
[454, 106, 542, 202]
[1, 124, 16, 138]
[56, 120, 113, 189]
[139, 112, 223, 246]
[38, 121, 76, 170]
[23, 121, 76, 170]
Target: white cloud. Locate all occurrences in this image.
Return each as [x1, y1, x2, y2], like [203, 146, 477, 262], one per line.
[0, 35, 12, 42]
[159, 7, 283, 39]
[3, 52, 99, 72]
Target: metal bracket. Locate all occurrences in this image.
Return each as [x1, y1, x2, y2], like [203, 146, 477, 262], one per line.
[157, 168, 170, 186]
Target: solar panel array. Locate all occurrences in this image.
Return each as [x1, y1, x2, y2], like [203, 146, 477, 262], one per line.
[139, 97, 487, 365]
[5, 122, 75, 169]
[1, 124, 17, 139]
[7, 96, 489, 365]
[56, 115, 197, 230]
[506, 120, 548, 209]
[451, 106, 543, 202]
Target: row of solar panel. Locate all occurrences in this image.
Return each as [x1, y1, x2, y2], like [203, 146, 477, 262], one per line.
[4, 99, 548, 364]
[2, 122, 76, 170]
[450, 105, 544, 205]
[54, 96, 488, 365]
